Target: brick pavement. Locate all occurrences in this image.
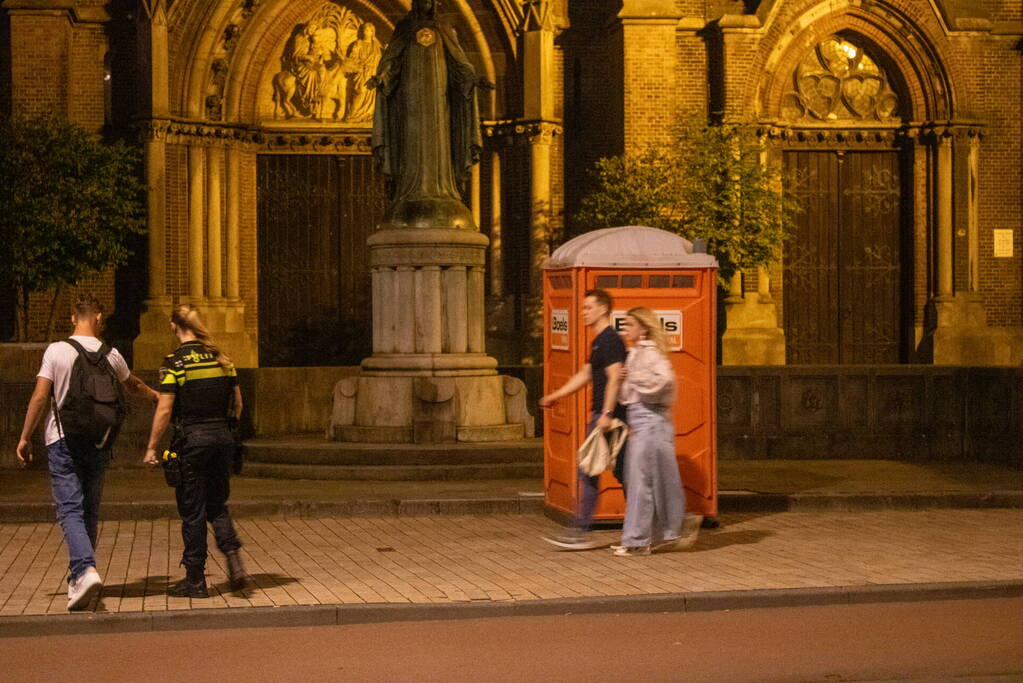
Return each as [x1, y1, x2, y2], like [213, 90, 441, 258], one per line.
[1, 510, 1022, 616]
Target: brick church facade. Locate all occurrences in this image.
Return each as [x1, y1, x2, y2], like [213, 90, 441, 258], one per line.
[1, 0, 1021, 368]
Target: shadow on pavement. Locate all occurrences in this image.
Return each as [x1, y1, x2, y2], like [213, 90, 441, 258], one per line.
[101, 575, 171, 598]
[689, 529, 774, 552]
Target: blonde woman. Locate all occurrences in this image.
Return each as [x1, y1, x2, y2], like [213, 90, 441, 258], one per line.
[613, 307, 702, 556]
[143, 305, 249, 597]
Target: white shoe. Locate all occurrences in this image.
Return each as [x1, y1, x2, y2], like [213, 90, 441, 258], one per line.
[652, 515, 704, 553]
[541, 532, 607, 551]
[67, 566, 102, 611]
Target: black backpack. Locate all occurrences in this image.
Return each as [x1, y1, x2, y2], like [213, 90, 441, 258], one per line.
[54, 339, 127, 450]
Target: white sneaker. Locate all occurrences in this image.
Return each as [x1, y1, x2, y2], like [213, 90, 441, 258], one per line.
[541, 532, 607, 551]
[67, 566, 103, 611]
[652, 515, 704, 553]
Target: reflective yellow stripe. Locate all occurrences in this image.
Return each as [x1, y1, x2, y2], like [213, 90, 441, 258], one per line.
[185, 367, 231, 381]
[160, 373, 183, 387]
[186, 360, 221, 369]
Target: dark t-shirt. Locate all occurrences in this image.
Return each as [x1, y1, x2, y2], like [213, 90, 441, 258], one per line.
[589, 325, 627, 419]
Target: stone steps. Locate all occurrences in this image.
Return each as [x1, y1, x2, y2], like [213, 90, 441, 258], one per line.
[244, 436, 544, 481]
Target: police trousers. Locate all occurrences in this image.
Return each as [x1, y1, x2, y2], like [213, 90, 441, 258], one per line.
[174, 422, 242, 569]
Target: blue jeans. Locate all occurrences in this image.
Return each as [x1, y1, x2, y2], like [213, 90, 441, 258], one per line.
[620, 403, 684, 547]
[47, 438, 110, 581]
[573, 413, 628, 532]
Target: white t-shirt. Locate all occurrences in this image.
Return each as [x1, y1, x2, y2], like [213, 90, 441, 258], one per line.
[37, 336, 130, 445]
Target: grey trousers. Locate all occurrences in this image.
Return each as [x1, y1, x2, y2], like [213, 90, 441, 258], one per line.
[620, 402, 684, 547]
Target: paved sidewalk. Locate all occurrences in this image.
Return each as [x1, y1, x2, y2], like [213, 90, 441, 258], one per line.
[2, 509, 1021, 620]
[3, 459, 1023, 522]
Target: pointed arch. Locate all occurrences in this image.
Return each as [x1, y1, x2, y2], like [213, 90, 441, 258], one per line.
[753, 0, 961, 124]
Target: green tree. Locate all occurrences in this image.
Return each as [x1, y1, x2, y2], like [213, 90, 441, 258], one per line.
[0, 116, 146, 341]
[575, 120, 800, 282]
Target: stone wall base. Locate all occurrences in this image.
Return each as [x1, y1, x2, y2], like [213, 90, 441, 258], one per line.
[926, 297, 1023, 366]
[721, 295, 785, 365]
[329, 374, 534, 444]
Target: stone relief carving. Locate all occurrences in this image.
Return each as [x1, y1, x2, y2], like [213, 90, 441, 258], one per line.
[781, 36, 899, 123]
[270, 4, 382, 124]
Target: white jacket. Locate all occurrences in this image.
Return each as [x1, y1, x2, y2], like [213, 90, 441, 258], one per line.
[619, 341, 676, 407]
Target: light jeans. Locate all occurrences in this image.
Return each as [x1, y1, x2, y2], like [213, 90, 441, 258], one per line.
[47, 438, 110, 581]
[620, 402, 684, 547]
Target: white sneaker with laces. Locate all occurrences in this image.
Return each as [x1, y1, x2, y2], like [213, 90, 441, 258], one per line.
[67, 566, 103, 611]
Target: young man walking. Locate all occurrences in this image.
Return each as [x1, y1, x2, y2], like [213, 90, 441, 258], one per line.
[539, 289, 627, 550]
[16, 294, 158, 610]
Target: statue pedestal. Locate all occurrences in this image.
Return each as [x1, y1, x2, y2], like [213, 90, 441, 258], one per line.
[329, 225, 534, 443]
[722, 293, 786, 365]
[925, 295, 1023, 366]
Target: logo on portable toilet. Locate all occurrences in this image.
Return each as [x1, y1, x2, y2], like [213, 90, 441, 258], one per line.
[551, 309, 570, 350]
[613, 310, 683, 351]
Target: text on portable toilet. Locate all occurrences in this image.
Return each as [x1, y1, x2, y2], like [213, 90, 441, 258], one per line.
[551, 309, 570, 350]
[612, 310, 683, 351]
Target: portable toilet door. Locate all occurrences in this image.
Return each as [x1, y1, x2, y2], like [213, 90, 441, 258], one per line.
[542, 226, 719, 523]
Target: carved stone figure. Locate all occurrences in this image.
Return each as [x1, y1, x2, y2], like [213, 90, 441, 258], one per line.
[270, 6, 380, 123]
[369, 0, 483, 227]
[344, 23, 381, 122]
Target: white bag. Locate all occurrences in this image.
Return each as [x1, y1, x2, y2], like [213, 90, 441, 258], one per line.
[576, 419, 628, 477]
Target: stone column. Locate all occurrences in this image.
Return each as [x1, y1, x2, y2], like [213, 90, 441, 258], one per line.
[470, 165, 481, 228]
[187, 145, 205, 302]
[206, 145, 223, 302]
[225, 147, 241, 302]
[936, 133, 953, 299]
[488, 151, 503, 298]
[527, 125, 553, 308]
[967, 135, 980, 293]
[144, 130, 168, 305]
[467, 267, 485, 353]
[133, 0, 177, 367]
[926, 126, 1021, 364]
[517, 4, 561, 359]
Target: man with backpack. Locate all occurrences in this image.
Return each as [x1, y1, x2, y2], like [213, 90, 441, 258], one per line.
[16, 294, 158, 610]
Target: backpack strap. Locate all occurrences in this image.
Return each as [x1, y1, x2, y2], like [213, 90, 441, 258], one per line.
[65, 338, 111, 365]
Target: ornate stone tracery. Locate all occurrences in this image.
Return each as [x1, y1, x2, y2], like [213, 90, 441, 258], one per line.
[781, 36, 900, 124]
[267, 4, 383, 124]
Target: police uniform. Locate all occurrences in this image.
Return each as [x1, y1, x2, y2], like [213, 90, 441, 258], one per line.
[159, 341, 242, 581]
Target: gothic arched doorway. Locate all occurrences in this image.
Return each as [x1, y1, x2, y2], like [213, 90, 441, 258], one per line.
[779, 35, 909, 364]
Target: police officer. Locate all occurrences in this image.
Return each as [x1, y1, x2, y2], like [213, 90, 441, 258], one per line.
[143, 305, 249, 597]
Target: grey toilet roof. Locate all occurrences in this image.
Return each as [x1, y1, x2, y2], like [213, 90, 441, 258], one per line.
[546, 226, 719, 269]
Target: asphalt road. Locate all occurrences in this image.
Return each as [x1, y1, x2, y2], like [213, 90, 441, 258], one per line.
[4, 598, 1022, 682]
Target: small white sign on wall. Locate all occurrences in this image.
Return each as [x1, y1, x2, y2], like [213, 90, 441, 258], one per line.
[994, 230, 1014, 258]
[612, 310, 683, 351]
[550, 309, 570, 350]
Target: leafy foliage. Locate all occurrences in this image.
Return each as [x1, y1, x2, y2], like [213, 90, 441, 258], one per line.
[0, 116, 146, 341]
[575, 120, 801, 282]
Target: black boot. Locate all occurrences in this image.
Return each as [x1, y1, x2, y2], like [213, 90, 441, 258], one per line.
[168, 565, 208, 598]
[225, 550, 250, 591]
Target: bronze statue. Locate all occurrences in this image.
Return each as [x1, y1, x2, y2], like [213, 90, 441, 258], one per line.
[369, 0, 483, 229]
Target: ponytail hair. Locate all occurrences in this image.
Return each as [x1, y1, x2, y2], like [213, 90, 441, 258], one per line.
[170, 305, 233, 370]
[626, 307, 670, 356]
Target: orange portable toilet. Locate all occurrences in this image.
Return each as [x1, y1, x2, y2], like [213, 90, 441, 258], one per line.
[543, 226, 719, 524]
